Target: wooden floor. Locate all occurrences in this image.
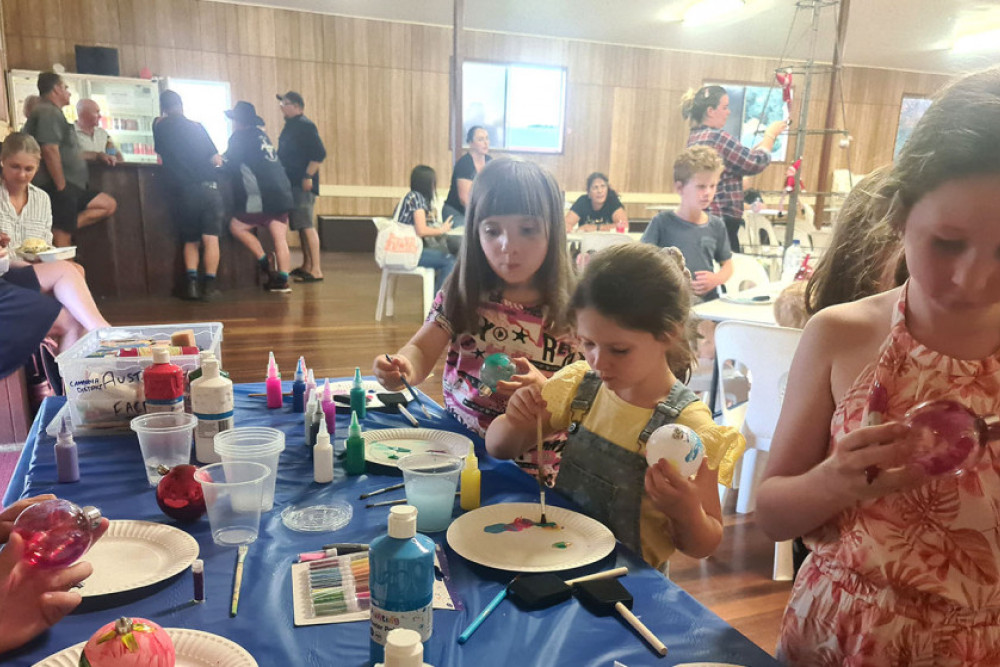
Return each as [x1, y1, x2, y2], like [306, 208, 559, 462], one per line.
[95, 250, 791, 654]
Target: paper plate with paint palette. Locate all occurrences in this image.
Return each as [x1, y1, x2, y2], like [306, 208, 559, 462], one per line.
[363, 428, 472, 468]
[446, 502, 615, 572]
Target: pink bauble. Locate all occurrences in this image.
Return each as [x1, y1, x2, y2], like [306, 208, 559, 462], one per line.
[79, 617, 175, 667]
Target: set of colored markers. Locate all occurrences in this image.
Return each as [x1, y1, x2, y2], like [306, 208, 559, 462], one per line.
[302, 551, 372, 617]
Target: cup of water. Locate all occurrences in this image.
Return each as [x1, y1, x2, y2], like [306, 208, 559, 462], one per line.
[397, 453, 463, 533]
[213, 427, 285, 511]
[195, 461, 269, 546]
[130, 413, 197, 486]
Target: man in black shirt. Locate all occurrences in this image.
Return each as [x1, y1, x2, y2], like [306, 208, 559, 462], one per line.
[153, 90, 225, 300]
[276, 91, 326, 282]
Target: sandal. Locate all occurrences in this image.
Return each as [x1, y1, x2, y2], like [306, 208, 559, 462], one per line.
[289, 267, 309, 279]
[295, 273, 324, 283]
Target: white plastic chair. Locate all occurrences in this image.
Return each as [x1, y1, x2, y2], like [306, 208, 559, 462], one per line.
[723, 253, 770, 295]
[743, 211, 778, 247]
[578, 231, 636, 254]
[714, 321, 802, 580]
[373, 218, 435, 322]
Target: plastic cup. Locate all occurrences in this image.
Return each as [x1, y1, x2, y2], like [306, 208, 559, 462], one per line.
[195, 461, 269, 546]
[213, 427, 285, 511]
[130, 413, 197, 486]
[398, 453, 463, 533]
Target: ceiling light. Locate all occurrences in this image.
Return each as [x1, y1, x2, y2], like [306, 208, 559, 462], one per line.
[683, 0, 745, 26]
[953, 27, 1000, 53]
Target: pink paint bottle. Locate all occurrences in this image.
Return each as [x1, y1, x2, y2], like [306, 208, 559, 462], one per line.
[266, 351, 283, 409]
[321, 378, 337, 438]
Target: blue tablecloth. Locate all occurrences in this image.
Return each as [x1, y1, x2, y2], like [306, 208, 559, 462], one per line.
[3, 382, 779, 667]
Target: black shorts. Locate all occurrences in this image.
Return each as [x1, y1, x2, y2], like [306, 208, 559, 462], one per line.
[172, 182, 225, 243]
[41, 182, 99, 233]
[0, 267, 61, 379]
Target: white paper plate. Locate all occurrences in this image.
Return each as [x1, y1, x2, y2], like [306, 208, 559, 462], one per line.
[18, 246, 76, 262]
[32, 628, 257, 667]
[80, 520, 199, 597]
[363, 428, 471, 468]
[720, 293, 773, 305]
[446, 502, 615, 572]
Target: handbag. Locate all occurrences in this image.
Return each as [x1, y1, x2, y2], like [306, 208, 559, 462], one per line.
[374, 195, 423, 270]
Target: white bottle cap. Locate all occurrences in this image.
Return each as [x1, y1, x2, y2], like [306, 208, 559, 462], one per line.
[192, 559, 204, 574]
[152, 347, 170, 364]
[384, 628, 423, 667]
[387, 505, 417, 539]
[202, 358, 219, 379]
[199, 350, 215, 362]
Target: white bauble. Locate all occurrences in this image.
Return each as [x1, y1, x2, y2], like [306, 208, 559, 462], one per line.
[645, 424, 705, 477]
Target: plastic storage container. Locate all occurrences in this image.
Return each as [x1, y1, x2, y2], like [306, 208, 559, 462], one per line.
[56, 322, 223, 429]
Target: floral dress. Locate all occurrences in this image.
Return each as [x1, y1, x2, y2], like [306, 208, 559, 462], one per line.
[778, 284, 1000, 666]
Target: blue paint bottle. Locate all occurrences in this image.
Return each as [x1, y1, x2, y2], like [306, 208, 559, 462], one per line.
[292, 356, 307, 413]
[369, 505, 434, 664]
[349, 367, 367, 420]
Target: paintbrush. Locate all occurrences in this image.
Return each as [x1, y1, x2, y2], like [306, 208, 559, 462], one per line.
[385, 354, 431, 419]
[359, 482, 405, 500]
[231, 544, 248, 617]
[537, 415, 547, 524]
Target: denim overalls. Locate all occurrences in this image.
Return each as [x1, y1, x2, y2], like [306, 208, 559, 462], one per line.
[553, 371, 698, 554]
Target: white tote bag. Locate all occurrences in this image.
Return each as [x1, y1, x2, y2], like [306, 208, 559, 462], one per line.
[374, 195, 423, 270]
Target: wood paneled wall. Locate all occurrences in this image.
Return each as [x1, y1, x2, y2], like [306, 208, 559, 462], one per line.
[3, 0, 952, 216]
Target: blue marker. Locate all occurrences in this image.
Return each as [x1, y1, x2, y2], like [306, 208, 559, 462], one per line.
[457, 581, 512, 644]
[292, 356, 307, 413]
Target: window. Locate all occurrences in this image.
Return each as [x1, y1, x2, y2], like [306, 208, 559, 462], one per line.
[462, 61, 567, 153]
[708, 82, 790, 162]
[894, 96, 932, 159]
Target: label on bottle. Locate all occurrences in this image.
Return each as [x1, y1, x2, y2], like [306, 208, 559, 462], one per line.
[369, 603, 432, 647]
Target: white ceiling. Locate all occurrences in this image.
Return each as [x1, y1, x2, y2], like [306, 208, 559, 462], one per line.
[221, 0, 1000, 74]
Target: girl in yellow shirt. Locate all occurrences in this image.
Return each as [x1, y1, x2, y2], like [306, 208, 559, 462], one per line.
[486, 243, 743, 569]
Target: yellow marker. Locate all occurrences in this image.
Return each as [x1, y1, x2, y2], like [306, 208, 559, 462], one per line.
[460, 443, 481, 511]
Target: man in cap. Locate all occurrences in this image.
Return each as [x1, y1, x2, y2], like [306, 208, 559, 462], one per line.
[153, 90, 225, 300]
[276, 91, 326, 282]
[223, 101, 294, 293]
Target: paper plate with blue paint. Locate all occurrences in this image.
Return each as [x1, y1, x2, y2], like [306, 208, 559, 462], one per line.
[447, 502, 615, 572]
[363, 428, 472, 468]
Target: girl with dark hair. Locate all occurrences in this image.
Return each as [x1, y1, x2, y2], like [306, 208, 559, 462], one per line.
[442, 126, 492, 229]
[486, 243, 744, 570]
[374, 158, 580, 481]
[683, 85, 787, 252]
[394, 164, 455, 292]
[565, 172, 628, 233]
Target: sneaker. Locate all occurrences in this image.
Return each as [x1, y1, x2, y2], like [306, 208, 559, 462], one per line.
[264, 273, 292, 293]
[182, 277, 200, 301]
[201, 277, 222, 301]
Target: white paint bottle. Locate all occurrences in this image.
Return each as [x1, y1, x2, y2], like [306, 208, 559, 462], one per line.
[190, 357, 234, 463]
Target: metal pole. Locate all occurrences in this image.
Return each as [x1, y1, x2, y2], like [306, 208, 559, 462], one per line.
[814, 0, 850, 229]
[450, 0, 465, 164]
[783, 1, 824, 249]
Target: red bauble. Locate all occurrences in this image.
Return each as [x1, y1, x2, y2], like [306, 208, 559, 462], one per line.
[79, 617, 175, 667]
[155, 464, 206, 522]
[13, 499, 102, 569]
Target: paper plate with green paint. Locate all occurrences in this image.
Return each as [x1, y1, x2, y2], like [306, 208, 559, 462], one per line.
[447, 502, 615, 572]
[363, 428, 472, 468]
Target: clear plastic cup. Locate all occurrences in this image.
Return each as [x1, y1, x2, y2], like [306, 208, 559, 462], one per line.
[195, 461, 269, 546]
[213, 427, 285, 511]
[130, 413, 197, 486]
[398, 453, 463, 533]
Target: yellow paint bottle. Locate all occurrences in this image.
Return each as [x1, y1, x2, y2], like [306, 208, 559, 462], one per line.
[460, 444, 481, 511]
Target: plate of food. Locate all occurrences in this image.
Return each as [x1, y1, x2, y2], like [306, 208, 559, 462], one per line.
[363, 428, 471, 467]
[33, 627, 257, 667]
[79, 520, 199, 596]
[446, 502, 616, 572]
[16, 237, 76, 262]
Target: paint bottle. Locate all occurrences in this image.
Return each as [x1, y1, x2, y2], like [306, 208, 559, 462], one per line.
[374, 629, 433, 667]
[191, 358, 234, 464]
[55, 415, 79, 483]
[314, 418, 334, 484]
[321, 378, 337, 438]
[369, 506, 435, 665]
[192, 558, 205, 603]
[304, 368, 317, 407]
[185, 351, 229, 413]
[460, 444, 480, 511]
[350, 367, 367, 420]
[143, 347, 185, 414]
[266, 351, 283, 409]
[345, 411, 366, 476]
[292, 356, 307, 413]
[304, 395, 319, 449]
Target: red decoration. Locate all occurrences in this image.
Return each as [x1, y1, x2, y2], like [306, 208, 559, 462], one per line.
[79, 617, 175, 667]
[776, 70, 793, 104]
[785, 158, 804, 193]
[13, 499, 102, 569]
[155, 464, 206, 523]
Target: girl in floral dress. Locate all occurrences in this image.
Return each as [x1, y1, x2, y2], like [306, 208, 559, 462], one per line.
[757, 65, 1000, 665]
